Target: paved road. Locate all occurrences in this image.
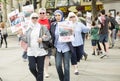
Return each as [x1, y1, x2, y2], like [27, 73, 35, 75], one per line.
[0, 36, 120, 81]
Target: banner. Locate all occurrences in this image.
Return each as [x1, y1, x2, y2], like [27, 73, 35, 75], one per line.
[58, 21, 74, 42]
[22, 4, 34, 31]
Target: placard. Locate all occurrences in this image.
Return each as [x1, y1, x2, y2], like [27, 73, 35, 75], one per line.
[58, 21, 74, 42]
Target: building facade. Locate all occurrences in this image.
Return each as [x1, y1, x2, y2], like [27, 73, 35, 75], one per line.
[103, 0, 120, 17]
[44, 0, 103, 16]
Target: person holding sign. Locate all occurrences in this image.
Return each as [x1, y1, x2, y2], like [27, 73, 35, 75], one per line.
[17, 13, 51, 81]
[50, 10, 71, 81]
[66, 12, 90, 75]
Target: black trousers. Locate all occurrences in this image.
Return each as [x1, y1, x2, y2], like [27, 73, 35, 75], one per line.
[1, 34, 7, 47]
[28, 56, 45, 81]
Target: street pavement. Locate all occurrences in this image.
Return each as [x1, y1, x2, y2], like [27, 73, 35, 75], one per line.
[0, 36, 120, 81]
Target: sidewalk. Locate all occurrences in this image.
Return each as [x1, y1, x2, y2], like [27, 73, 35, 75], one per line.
[0, 36, 120, 81]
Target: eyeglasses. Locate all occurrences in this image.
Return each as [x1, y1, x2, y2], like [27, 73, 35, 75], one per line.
[70, 16, 75, 18]
[40, 12, 45, 14]
[32, 17, 38, 19]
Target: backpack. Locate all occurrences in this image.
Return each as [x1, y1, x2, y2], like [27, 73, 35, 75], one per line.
[110, 17, 118, 30]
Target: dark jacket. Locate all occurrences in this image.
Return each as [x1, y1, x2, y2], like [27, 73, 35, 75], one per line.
[50, 22, 57, 45]
[50, 22, 73, 52]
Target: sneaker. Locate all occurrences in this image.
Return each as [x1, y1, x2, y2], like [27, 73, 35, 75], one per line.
[74, 71, 79, 75]
[45, 74, 49, 78]
[100, 54, 107, 59]
[23, 59, 28, 62]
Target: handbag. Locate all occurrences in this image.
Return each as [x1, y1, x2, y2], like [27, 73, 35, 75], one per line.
[40, 25, 53, 50]
[42, 40, 52, 50]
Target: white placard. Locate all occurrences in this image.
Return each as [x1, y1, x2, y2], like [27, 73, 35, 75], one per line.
[58, 21, 74, 42]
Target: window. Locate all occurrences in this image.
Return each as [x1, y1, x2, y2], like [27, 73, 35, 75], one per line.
[56, 0, 80, 7]
[56, 0, 68, 7]
[46, 0, 55, 8]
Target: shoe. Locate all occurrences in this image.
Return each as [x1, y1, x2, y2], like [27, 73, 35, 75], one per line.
[84, 53, 88, 61]
[74, 72, 79, 75]
[49, 62, 51, 66]
[45, 74, 49, 78]
[5, 46, 7, 48]
[97, 51, 100, 55]
[23, 59, 27, 62]
[109, 45, 114, 49]
[98, 50, 102, 55]
[109, 47, 113, 49]
[100, 54, 107, 59]
[92, 53, 95, 55]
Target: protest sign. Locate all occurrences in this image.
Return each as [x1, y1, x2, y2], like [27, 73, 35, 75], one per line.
[8, 9, 25, 32]
[58, 21, 74, 42]
[22, 4, 34, 18]
[22, 4, 34, 30]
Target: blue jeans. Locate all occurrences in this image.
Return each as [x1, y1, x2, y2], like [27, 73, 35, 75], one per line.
[55, 51, 71, 81]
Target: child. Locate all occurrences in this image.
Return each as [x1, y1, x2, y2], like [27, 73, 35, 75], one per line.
[91, 21, 100, 55]
[17, 28, 28, 62]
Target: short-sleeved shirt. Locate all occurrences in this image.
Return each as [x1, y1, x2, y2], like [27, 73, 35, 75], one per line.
[91, 26, 99, 40]
[99, 16, 110, 34]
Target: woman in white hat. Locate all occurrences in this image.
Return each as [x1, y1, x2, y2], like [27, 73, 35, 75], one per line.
[66, 12, 90, 75]
[18, 13, 51, 81]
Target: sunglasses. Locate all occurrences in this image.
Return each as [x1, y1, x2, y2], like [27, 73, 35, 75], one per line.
[32, 17, 38, 19]
[40, 12, 45, 14]
[70, 16, 75, 18]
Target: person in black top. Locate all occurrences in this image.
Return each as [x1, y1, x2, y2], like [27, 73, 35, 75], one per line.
[107, 12, 118, 48]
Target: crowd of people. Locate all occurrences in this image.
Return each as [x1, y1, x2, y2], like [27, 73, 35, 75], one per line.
[1, 2, 119, 80]
[16, 7, 120, 81]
